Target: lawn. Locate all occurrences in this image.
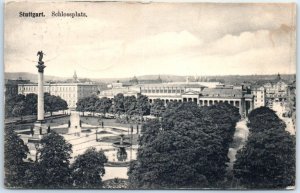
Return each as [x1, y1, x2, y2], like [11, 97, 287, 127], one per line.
[80, 116, 135, 128]
[8, 115, 70, 131]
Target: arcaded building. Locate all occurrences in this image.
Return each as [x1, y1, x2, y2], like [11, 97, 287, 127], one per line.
[99, 82, 254, 116]
[140, 83, 253, 116]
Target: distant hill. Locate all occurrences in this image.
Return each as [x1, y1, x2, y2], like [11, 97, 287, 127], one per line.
[5, 72, 67, 83]
[4, 72, 295, 85]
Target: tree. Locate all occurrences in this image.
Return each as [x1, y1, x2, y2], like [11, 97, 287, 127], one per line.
[128, 102, 237, 188]
[234, 128, 295, 189]
[6, 94, 26, 117]
[124, 96, 137, 116]
[96, 97, 112, 116]
[247, 107, 286, 133]
[71, 147, 107, 188]
[45, 93, 68, 116]
[31, 131, 73, 188]
[113, 93, 125, 116]
[4, 127, 29, 187]
[76, 97, 89, 116]
[200, 103, 241, 149]
[234, 107, 295, 189]
[150, 99, 165, 117]
[12, 100, 26, 121]
[86, 95, 99, 116]
[136, 94, 150, 117]
[25, 93, 38, 115]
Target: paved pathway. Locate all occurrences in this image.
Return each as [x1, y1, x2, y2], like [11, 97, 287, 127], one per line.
[102, 167, 128, 181]
[227, 120, 249, 170]
[60, 114, 137, 180]
[272, 102, 295, 135]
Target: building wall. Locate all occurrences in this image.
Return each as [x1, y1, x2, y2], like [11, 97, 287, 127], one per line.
[251, 87, 266, 109]
[264, 80, 287, 99]
[18, 83, 99, 109]
[140, 84, 252, 116]
[98, 83, 254, 116]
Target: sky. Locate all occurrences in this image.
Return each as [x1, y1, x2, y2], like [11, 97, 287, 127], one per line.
[4, 2, 296, 78]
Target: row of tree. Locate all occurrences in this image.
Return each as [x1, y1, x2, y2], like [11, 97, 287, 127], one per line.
[128, 102, 241, 188]
[5, 129, 108, 188]
[233, 107, 295, 189]
[5, 93, 68, 119]
[76, 94, 151, 117]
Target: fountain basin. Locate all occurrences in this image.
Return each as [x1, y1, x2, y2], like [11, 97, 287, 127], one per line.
[112, 142, 131, 148]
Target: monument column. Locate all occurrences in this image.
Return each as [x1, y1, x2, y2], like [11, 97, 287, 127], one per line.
[26, 51, 47, 162]
[37, 64, 45, 121]
[35, 51, 46, 126]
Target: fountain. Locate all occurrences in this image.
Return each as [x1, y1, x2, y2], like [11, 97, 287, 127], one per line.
[112, 134, 131, 162]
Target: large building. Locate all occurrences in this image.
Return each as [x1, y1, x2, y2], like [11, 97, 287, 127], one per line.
[5, 78, 30, 96]
[18, 72, 99, 109]
[100, 82, 254, 116]
[140, 83, 253, 116]
[251, 86, 266, 109]
[263, 73, 288, 100]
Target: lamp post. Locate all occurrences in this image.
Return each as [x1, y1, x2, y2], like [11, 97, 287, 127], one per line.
[96, 118, 101, 142]
[130, 125, 133, 161]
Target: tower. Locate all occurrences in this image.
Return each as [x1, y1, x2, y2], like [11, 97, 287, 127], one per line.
[73, 70, 78, 82]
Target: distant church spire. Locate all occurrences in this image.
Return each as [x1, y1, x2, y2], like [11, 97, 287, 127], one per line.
[73, 70, 78, 82]
[276, 73, 281, 81]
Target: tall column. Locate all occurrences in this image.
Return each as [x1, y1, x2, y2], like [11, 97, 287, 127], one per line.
[36, 51, 46, 122]
[37, 70, 44, 121]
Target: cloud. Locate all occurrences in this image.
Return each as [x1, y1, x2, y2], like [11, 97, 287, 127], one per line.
[4, 2, 296, 78]
[126, 30, 203, 57]
[202, 24, 294, 56]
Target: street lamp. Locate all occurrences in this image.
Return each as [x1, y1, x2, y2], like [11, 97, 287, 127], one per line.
[159, 117, 163, 131]
[130, 125, 133, 161]
[96, 118, 101, 142]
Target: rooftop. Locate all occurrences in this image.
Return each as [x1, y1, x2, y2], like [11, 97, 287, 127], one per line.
[139, 82, 206, 88]
[200, 88, 243, 98]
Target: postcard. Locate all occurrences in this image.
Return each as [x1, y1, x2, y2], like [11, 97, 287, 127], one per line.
[4, 1, 296, 189]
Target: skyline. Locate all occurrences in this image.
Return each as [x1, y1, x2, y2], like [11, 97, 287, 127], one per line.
[5, 2, 296, 78]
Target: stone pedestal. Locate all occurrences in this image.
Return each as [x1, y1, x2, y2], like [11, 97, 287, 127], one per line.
[27, 121, 48, 161]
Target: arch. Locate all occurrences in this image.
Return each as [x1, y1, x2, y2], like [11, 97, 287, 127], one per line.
[199, 100, 203, 106]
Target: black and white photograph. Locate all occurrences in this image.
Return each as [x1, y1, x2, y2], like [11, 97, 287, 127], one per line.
[3, 0, 296, 189]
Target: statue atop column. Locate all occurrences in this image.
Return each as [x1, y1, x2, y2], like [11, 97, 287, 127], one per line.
[36, 51, 46, 72]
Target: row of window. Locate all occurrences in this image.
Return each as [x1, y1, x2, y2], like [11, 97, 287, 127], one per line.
[148, 98, 241, 106]
[142, 88, 185, 94]
[19, 86, 97, 92]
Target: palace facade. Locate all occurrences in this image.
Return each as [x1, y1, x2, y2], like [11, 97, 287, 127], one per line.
[18, 82, 99, 108]
[100, 82, 254, 116]
[17, 72, 99, 109]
